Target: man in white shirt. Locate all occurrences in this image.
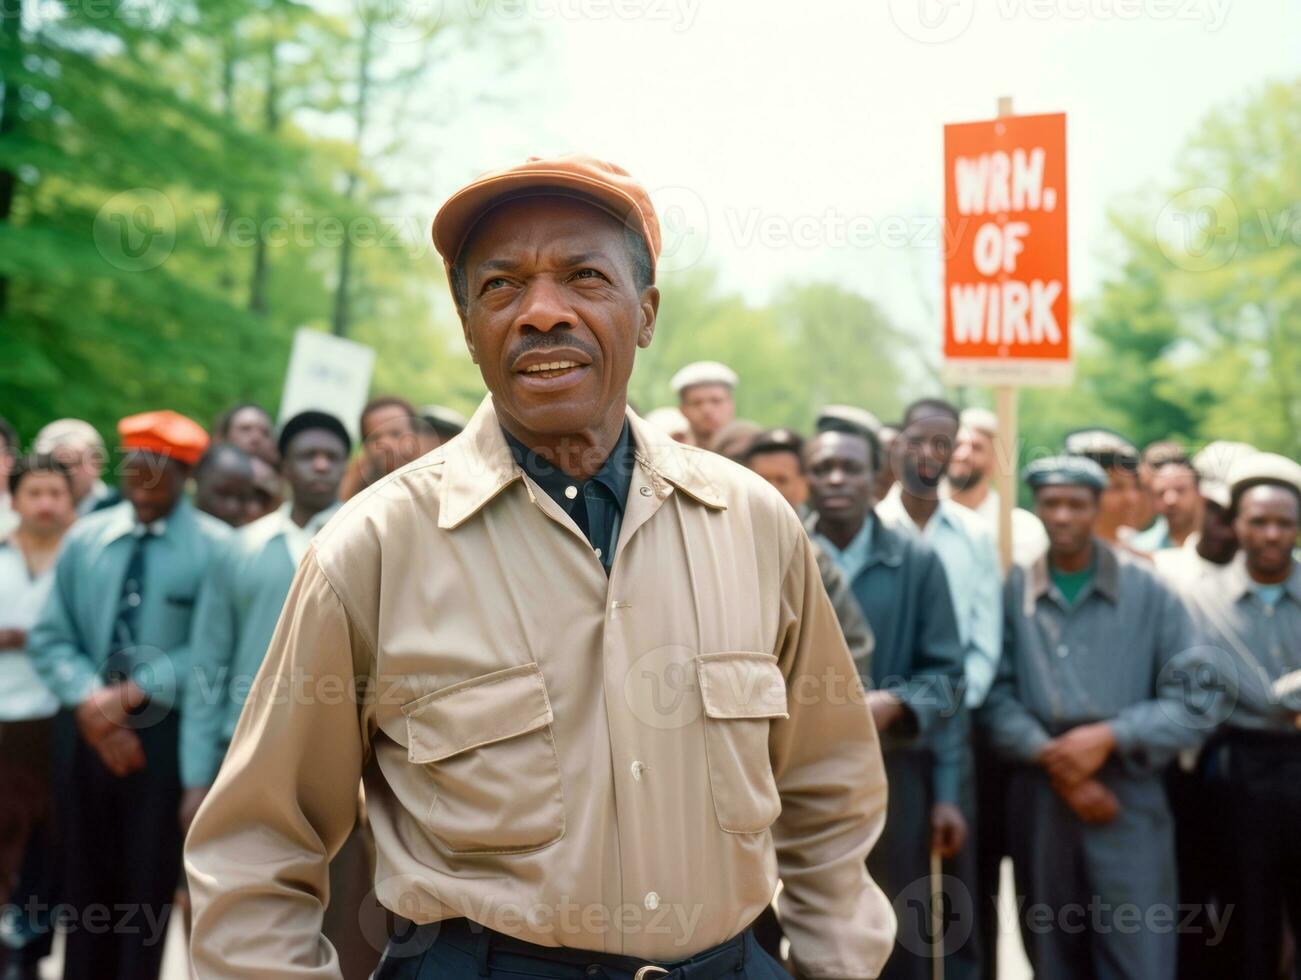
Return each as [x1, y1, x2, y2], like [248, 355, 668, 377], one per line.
[946, 407, 1047, 568]
[0, 454, 77, 980]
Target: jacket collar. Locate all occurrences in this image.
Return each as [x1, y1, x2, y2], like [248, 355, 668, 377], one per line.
[1025, 536, 1121, 612]
[101, 497, 190, 545]
[438, 395, 726, 530]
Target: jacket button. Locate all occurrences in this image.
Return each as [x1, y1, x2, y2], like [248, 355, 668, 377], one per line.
[644, 891, 659, 910]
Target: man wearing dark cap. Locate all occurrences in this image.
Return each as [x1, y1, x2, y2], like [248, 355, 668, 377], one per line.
[28, 410, 230, 980]
[1186, 452, 1301, 980]
[187, 155, 893, 980]
[979, 456, 1221, 980]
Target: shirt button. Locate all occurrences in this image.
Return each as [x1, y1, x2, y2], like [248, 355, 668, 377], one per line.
[126, 593, 142, 608]
[565, 485, 578, 500]
[594, 548, 602, 559]
[1056, 644, 1069, 658]
[644, 892, 659, 911]
[631, 761, 645, 780]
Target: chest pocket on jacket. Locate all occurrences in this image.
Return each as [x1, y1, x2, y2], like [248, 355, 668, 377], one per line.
[695, 652, 789, 835]
[402, 662, 565, 855]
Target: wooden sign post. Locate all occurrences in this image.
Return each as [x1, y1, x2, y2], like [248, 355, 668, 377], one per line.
[943, 98, 1072, 569]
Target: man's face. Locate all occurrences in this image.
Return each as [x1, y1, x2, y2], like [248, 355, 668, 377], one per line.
[247, 456, 283, 523]
[226, 407, 276, 464]
[806, 432, 875, 529]
[121, 452, 187, 525]
[1035, 485, 1100, 557]
[283, 429, 347, 514]
[0, 434, 13, 489]
[948, 426, 992, 492]
[50, 441, 102, 503]
[1153, 463, 1203, 535]
[14, 471, 75, 536]
[896, 411, 959, 496]
[362, 406, 420, 478]
[459, 196, 658, 443]
[680, 384, 735, 446]
[1098, 466, 1140, 530]
[749, 450, 808, 511]
[194, 458, 255, 528]
[1234, 485, 1298, 579]
[1199, 499, 1237, 565]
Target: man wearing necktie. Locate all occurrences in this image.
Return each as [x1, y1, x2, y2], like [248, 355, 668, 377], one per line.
[28, 410, 229, 980]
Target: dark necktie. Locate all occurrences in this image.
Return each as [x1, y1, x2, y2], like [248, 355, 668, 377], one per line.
[103, 527, 154, 683]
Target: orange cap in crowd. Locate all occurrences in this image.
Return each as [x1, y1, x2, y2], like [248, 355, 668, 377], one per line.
[117, 410, 209, 466]
[431, 153, 662, 277]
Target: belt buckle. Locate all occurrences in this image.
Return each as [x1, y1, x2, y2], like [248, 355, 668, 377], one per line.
[634, 966, 670, 980]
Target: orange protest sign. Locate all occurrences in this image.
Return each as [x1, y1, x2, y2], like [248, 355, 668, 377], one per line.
[943, 111, 1071, 385]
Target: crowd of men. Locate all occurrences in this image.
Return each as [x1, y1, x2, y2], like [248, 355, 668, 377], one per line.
[0, 357, 1299, 980]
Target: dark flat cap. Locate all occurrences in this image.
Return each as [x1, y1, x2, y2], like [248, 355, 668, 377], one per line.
[1024, 455, 1108, 491]
[278, 410, 351, 459]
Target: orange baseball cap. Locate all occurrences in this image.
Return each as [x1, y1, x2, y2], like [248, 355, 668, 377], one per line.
[431, 154, 662, 278]
[117, 410, 209, 467]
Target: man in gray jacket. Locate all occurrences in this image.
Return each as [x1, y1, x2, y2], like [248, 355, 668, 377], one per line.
[980, 456, 1222, 980]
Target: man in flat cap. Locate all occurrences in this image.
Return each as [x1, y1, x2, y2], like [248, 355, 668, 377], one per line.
[1151, 441, 1254, 592]
[33, 418, 118, 517]
[186, 154, 893, 980]
[28, 410, 230, 980]
[1184, 452, 1301, 980]
[671, 360, 737, 449]
[979, 456, 1221, 980]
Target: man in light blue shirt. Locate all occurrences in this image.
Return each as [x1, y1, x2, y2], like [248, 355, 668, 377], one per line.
[180, 411, 349, 811]
[27, 411, 228, 980]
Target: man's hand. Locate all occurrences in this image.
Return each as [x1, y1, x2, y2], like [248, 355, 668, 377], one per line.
[179, 786, 210, 834]
[930, 802, 967, 858]
[867, 691, 906, 732]
[0, 627, 26, 650]
[75, 682, 150, 776]
[1039, 722, 1116, 787]
[94, 728, 147, 777]
[1052, 777, 1120, 825]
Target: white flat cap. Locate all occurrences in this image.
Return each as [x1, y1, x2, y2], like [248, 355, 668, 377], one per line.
[34, 418, 106, 455]
[670, 361, 738, 395]
[1192, 440, 1256, 508]
[1228, 451, 1301, 501]
[644, 406, 690, 438]
[960, 407, 999, 438]
[816, 404, 883, 437]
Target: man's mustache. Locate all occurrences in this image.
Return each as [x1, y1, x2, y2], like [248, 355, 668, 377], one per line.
[508, 333, 599, 365]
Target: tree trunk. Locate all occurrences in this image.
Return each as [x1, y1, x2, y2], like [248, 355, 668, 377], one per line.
[330, 25, 373, 338]
[0, 0, 24, 316]
[249, 37, 278, 314]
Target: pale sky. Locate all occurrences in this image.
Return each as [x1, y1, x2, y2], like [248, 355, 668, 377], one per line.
[372, 0, 1299, 359]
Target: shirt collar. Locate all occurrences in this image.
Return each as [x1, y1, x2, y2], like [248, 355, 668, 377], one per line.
[274, 500, 341, 537]
[103, 498, 184, 544]
[1225, 551, 1301, 604]
[1026, 537, 1120, 609]
[438, 395, 726, 531]
[502, 419, 635, 514]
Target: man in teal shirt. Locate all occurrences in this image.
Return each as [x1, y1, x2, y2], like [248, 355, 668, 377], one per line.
[28, 410, 228, 980]
[180, 410, 349, 807]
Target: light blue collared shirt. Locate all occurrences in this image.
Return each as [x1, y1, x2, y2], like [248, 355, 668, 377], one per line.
[28, 498, 229, 709]
[877, 485, 1003, 708]
[811, 514, 874, 586]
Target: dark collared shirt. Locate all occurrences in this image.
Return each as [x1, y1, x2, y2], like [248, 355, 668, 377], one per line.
[503, 422, 635, 571]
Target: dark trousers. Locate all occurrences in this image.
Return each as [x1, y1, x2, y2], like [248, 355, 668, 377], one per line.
[1208, 731, 1301, 980]
[372, 917, 786, 980]
[868, 747, 935, 980]
[0, 715, 57, 969]
[1165, 757, 1222, 980]
[971, 729, 1007, 980]
[60, 710, 182, 980]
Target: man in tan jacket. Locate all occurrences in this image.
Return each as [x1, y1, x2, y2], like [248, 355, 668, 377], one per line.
[185, 154, 894, 980]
